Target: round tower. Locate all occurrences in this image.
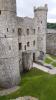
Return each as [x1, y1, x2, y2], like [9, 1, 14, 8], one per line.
[34, 4, 48, 61]
[0, 0, 20, 88]
[0, 0, 16, 12]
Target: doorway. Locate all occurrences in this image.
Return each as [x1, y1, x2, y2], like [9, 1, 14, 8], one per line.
[33, 53, 35, 62]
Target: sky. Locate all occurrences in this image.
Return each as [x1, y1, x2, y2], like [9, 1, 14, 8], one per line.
[16, 0, 56, 23]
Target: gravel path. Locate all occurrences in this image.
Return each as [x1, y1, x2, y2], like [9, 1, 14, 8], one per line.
[33, 62, 56, 74]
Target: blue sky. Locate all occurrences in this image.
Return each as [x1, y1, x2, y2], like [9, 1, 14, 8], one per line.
[16, 0, 56, 23]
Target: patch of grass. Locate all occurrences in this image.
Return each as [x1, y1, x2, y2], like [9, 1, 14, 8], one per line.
[49, 55, 56, 60]
[52, 62, 56, 67]
[44, 57, 52, 64]
[44, 54, 56, 67]
[0, 68, 56, 100]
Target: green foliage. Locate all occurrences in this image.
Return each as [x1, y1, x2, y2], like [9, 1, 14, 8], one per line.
[47, 23, 56, 29]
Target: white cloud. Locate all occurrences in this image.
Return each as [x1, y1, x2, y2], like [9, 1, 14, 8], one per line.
[49, 8, 56, 15]
[52, 0, 56, 3]
[47, 19, 56, 23]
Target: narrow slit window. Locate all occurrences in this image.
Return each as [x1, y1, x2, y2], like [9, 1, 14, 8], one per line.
[33, 40, 35, 46]
[33, 29, 35, 34]
[0, 10, 1, 15]
[19, 43, 22, 50]
[9, 46, 11, 50]
[27, 42, 30, 47]
[4, 35, 6, 38]
[24, 45, 26, 50]
[18, 28, 22, 36]
[12, 29, 14, 32]
[27, 29, 29, 35]
[7, 28, 8, 32]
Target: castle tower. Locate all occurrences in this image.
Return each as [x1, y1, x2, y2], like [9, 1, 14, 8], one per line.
[34, 4, 48, 61]
[0, 0, 20, 88]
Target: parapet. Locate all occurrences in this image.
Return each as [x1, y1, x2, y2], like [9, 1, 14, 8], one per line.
[34, 4, 48, 12]
[0, 0, 16, 12]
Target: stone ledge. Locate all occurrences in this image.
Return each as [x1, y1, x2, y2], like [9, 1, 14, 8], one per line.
[11, 96, 38, 100]
[0, 86, 20, 96]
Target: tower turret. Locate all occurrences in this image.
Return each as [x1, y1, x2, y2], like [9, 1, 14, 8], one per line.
[0, 0, 16, 12]
[34, 4, 48, 61]
[0, 0, 20, 88]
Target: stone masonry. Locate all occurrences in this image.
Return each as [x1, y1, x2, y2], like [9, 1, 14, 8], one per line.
[46, 29, 56, 56]
[17, 4, 48, 72]
[0, 0, 20, 88]
[0, 0, 52, 89]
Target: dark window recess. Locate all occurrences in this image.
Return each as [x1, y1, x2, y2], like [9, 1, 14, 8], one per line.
[41, 21, 42, 24]
[18, 28, 22, 35]
[33, 53, 35, 61]
[27, 29, 29, 35]
[33, 29, 35, 34]
[4, 35, 6, 38]
[0, 10, 1, 15]
[9, 46, 11, 50]
[19, 43, 22, 50]
[27, 42, 30, 47]
[38, 27, 40, 31]
[12, 29, 14, 32]
[7, 28, 8, 32]
[33, 40, 35, 46]
[24, 45, 26, 50]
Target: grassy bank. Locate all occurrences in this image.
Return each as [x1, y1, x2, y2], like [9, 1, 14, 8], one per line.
[0, 68, 56, 100]
[44, 54, 56, 67]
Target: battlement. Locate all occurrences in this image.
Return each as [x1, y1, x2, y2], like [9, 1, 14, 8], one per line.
[34, 4, 48, 12]
[0, 0, 16, 12]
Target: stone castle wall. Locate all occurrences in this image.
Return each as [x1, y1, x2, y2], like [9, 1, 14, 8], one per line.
[0, 0, 54, 89]
[46, 29, 56, 55]
[0, 0, 20, 88]
[34, 4, 48, 61]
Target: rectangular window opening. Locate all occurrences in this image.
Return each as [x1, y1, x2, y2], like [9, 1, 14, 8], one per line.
[27, 42, 30, 47]
[18, 28, 22, 36]
[0, 10, 1, 15]
[19, 43, 22, 50]
[27, 29, 29, 35]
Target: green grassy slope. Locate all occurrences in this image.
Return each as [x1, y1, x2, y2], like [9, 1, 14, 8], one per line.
[0, 68, 56, 100]
[44, 54, 56, 67]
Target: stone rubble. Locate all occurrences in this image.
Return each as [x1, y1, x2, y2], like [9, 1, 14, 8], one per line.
[11, 96, 38, 100]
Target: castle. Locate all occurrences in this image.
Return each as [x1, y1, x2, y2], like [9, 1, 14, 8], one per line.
[0, 0, 56, 89]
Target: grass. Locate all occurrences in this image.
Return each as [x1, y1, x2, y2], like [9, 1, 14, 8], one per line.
[44, 54, 56, 67]
[44, 57, 52, 64]
[0, 68, 56, 100]
[52, 62, 56, 67]
[49, 55, 56, 60]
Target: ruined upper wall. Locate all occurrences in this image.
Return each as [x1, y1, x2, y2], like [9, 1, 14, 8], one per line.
[34, 4, 48, 12]
[47, 29, 56, 34]
[46, 29, 56, 55]
[17, 17, 34, 36]
[0, 0, 16, 12]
